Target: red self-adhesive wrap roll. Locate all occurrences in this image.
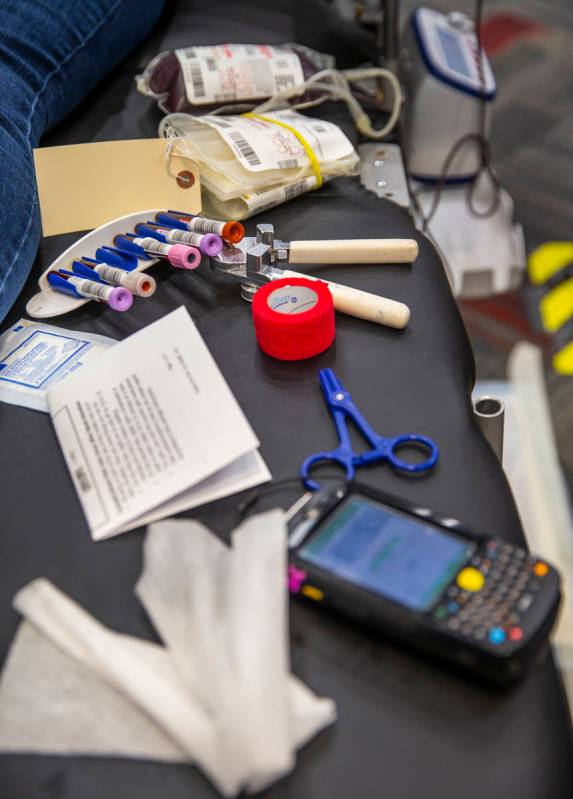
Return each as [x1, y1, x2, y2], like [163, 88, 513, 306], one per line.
[252, 277, 335, 361]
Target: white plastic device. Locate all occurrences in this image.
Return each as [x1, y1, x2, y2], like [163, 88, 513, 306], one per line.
[401, 7, 496, 180]
[413, 174, 525, 298]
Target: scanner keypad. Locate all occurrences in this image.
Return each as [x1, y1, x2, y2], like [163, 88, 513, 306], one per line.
[433, 541, 548, 645]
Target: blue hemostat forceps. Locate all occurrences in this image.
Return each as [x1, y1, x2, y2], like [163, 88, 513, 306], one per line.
[301, 368, 439, 491]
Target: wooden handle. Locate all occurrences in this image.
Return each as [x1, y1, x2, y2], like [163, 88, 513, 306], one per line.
[283, 270, 410, 329]
[289, 238, 418, 265]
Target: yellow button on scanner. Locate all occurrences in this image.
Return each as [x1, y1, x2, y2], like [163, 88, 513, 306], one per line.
[301, 585, 324, 602]
[456, 567, 485, 593]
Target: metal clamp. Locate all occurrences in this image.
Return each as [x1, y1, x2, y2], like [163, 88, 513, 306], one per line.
[212, 225, 286, 302]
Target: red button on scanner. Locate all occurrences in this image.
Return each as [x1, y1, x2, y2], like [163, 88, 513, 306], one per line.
[509, 626, 523, 642]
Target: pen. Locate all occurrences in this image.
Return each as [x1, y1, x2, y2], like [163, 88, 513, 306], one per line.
[71, 258, 156, 298]
[156, 211, 245, 244]
[47, 270, 133, 311]
[135, 223, 222, 257]
[114, 234, 201, 270]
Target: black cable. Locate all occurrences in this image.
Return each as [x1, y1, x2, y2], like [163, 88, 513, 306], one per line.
[236, 472, 345, 524]
[236, 477, 304, 524]
[465, 0, 501, 219]
[413, 0, 501, 233]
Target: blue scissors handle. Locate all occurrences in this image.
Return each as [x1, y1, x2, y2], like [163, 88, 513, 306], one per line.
[301, 369, 440, 491]
[356, 433, 439, 473]
[301, 450, 355, 492]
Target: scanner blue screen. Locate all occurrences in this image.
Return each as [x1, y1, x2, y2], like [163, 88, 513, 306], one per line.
[437, 27, 472, 78]
[299, 496, 474, 612]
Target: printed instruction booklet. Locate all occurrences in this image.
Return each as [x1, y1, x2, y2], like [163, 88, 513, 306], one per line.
[46, 307, 270, 540]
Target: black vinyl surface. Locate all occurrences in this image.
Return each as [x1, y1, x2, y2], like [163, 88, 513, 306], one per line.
[1, 1, 572, 797]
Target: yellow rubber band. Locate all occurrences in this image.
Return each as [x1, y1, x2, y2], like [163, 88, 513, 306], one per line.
[242, 113, 323, 188]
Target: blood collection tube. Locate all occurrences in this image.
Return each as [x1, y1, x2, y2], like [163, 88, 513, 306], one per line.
[135, 223, 222, 257]
[156, 211, 245, 244]
[114, 235, 201, 269]
[47, 270, 133, 311]
[71, 259, 156, 298]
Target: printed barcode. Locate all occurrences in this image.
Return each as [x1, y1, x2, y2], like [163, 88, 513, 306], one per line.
[141, 238, 169, 256]
[75, 466, 91, 494]
[276, 58, 290, 69]
[284, 180, 310, 201]
[229, 131, 262, 166]
[206, 57, 217, 71]
[277, 158, 299, 170]
[188, 218, 224, 235]
[189, 64, 206, 98]
[274, 74, 295, 91]
[78, 280, 108, 300]
[165, 228, 190, 243]
[98, 265, 120, 283]
[168, 228, 201, 245]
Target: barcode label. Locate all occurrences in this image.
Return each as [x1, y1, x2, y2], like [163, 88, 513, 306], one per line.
[274, 74, 296, 91]
[277, 158, 299, 170]
[138, 237, 170, 257]
[187, 217, 225, 235]
[284, 180, 311, 201]
[189, 64, 206, 98]
[96, 265, 124, 285]
[202, 109, 355, 174]
[162, 228, 202, 246]
[229, 131, 262, 166]
[70, 277, 112, 302]
[245, 176, 319, 213]
[175, 46, 304, 107]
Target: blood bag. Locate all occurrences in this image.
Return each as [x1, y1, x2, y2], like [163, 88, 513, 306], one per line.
[137, 43, 335, 114]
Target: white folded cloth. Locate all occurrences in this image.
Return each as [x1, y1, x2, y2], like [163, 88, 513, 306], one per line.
[0, 511, 336, 795]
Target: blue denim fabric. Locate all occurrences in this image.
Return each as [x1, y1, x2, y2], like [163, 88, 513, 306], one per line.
[0, 0, 166, 322]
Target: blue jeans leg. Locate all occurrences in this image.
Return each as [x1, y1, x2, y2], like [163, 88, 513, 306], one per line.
[0, 0, 167, 323]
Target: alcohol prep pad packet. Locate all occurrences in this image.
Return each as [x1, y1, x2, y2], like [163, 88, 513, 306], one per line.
[0, 320, 115, 412]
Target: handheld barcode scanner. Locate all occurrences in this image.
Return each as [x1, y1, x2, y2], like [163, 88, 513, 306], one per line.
[287, 482, 561, 684]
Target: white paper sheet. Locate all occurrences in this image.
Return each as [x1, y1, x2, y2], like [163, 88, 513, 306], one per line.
[46, 307, 269, 539]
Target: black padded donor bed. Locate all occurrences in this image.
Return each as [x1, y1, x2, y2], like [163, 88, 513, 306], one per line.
[1, 1, 572, 797]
